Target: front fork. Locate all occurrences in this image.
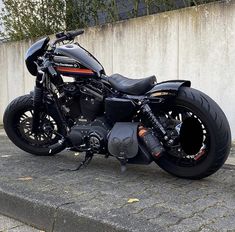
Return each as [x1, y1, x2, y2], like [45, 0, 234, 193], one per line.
[31, 73, 44, 134]
[31, 72, 68, 135]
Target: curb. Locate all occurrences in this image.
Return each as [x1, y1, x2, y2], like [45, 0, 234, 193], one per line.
[0, 189, 128, 232]
[0, 190, 55, 230]
[226, 156, 235, 166]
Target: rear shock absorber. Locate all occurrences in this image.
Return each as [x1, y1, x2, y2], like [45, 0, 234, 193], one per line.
[140, 104, 169, 141]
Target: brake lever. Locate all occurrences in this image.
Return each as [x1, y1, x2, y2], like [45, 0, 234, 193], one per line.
[49, 35, 68, 48]
[40, 72, 46, 84]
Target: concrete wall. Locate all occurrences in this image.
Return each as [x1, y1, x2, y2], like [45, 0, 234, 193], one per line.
[1, 1, 235, 138]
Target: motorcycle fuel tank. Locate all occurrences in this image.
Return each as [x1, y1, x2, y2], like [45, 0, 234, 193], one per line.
[53, 55, 96, 77]
[55, 44, 105, 77]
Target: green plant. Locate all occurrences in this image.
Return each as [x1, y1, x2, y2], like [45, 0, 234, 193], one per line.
[0, 0, 66, 41]
[0, 0, 219, 41]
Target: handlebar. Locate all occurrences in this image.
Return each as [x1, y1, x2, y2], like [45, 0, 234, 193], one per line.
[51, 30, 84, 47]
[66, 30, 84, 39]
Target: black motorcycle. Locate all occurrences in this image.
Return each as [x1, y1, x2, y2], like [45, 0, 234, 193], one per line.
[3, 30, 231, 179]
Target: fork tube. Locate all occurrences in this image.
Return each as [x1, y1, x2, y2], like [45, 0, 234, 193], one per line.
[31, 73, 44, 133]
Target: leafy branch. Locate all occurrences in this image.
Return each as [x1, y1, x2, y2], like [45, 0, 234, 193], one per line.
[0, 0, 219, 41]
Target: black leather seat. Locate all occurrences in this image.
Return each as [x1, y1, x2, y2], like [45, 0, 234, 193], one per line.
[109, 74, 156, 95]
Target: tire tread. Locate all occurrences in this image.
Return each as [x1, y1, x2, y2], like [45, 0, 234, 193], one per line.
[3, 94, 65, 156]
[157, 87, 231, 179]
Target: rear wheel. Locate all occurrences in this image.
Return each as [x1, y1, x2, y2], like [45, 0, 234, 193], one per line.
[3, 94, 66, 156]
[155, 87, 231, 179]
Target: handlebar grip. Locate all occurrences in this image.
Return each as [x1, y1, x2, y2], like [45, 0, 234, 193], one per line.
[66, 30, 84, 39]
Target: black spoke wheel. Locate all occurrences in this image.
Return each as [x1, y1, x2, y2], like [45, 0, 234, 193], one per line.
[154, 87, 231, 179]
[17, 110, 59, 146]
[3, 94, 66, 156]
[161, 105, 210, 168]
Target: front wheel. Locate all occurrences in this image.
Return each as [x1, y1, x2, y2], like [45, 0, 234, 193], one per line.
[155, 87, 231, 179]
[3, 94, 66, 156]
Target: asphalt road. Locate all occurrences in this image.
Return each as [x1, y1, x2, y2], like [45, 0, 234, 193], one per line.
[0, 131, 235, 232]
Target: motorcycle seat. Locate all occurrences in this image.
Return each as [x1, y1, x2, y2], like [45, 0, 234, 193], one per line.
[108, 74, 156, 95]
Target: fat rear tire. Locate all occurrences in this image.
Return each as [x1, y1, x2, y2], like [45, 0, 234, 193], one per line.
[3, 94, 66, 156]
[156, 87, 231, 179]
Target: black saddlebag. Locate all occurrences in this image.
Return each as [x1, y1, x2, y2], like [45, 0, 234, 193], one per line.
[108, 122, 139, 159]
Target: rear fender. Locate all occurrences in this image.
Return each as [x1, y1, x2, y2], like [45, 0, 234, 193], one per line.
[147, 80, 191, 97]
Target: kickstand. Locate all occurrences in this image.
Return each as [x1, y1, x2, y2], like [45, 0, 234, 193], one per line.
[60, 152, 94, 172]
[117, 158, 127, 173]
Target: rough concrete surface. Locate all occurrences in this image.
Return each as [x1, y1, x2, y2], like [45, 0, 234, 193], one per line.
[0, 129, 235, 232]
[0, 214, 40, 232]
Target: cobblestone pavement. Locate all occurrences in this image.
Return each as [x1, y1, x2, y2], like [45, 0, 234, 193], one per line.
[0, 131, 235, 231]
[0, 214, 40, 232]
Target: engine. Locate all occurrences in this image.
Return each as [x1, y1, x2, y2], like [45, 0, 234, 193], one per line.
[63, 81, 105, 121]
[67, 117, 110, 153]
[67, 118, 163, 168]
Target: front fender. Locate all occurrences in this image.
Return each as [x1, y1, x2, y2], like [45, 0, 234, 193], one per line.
[147, 80, 191, 96]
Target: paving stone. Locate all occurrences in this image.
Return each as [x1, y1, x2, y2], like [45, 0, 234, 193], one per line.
[7, 225, 41, 232]
[206, 215, 235, 231]
[0, 214, 40, 232]
[0, 215, 23, 231]
[0, 132, 235, 231]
